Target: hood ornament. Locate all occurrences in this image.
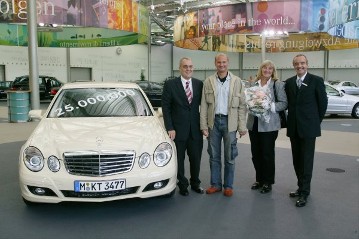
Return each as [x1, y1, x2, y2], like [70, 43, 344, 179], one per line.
[95, 137, 104, 147]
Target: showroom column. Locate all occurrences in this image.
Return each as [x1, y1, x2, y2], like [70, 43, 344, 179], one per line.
[27, 0, 40, 109]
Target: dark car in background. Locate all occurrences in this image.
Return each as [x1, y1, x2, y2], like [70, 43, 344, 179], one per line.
[10, 75, 63, 100]
[136, 81, 163, 107]
[0, 81, 11, 99]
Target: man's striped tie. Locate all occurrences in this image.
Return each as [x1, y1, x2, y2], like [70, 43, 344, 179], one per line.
[185, 81, 192, 104]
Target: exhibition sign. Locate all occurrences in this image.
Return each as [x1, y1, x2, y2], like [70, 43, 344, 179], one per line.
[0, 0, 149, 47]
[174, 0, 359, 52]
[327, 0, 359, 40]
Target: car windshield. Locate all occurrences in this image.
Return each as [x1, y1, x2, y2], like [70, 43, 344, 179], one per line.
[48, 87, 153, 118]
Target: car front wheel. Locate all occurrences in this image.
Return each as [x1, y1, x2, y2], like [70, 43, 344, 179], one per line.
[352, 103, 359, 118]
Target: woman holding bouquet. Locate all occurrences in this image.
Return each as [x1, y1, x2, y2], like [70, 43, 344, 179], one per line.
[246, 60, 287, 193]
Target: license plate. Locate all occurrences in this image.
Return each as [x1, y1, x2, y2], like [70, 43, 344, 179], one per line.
[74, 179, 126, 192]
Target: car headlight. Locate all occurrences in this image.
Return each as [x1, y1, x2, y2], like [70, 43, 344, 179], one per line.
[139, 152, 151, 169]
[48, 156, 60, 172]
[23, 147, 44, 172]
[153, 142, 172, 167]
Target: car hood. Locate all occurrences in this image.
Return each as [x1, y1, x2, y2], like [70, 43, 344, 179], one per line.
[26, 117, 168, 155]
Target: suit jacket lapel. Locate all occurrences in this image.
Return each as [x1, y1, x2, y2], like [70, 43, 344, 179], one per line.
[302, 74, 310, 88]
[192, 79, 197, 98]
[289, 76, 299, 94]
[176, 77, 189, 104]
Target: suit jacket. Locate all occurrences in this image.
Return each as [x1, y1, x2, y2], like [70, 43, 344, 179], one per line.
[285, 72, 327, 138]
[246, 79, 288, 132]
[161, 77, 203, 141]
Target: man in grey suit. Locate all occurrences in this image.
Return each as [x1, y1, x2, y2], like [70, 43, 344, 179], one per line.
[285, 54, 328, 207]
[162, 57, 204, 196]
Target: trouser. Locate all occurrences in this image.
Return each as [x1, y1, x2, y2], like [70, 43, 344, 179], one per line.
[207, 115, 238, 189]
[175, 136, 203, 190]
[249, 129, 278, 185]
[289, 136, 316, 196]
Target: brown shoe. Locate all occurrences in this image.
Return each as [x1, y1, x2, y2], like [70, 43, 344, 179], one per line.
[206, 186, 222, 194]
[223, 188, 233, 197]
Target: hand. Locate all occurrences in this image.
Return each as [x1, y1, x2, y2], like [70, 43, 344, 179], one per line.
[202, 129, 209, 137]
[168, 130, 176, 140]
[238, 131, 247, 138]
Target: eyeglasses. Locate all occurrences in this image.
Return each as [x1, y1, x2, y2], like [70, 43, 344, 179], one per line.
[182, 65, 193, 69]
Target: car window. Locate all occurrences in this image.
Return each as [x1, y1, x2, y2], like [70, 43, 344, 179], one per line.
[51, 79, 62, 87]
[325, 85, 340, 96]
[48, 88, 152, 118]
[342, 82, 350, 86]
[0, 81, 11, 88]
[14, 77, 28, 84]
[349, 82, 357, 87]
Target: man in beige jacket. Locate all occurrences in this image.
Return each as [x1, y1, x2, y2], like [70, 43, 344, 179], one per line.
[200, 53, 247, 197]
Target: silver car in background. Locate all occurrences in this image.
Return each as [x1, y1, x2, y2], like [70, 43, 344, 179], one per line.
[325, 83, 359, 118]
[329, 81, 359, 95]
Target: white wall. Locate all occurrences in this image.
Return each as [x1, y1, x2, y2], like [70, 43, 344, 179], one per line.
[70, 45, 149, 83]
[0, 44, 171, 84]
[1, 45, 358, 84]
[150, 44, 172, 82]
[172, 47, 359, 83]
[0, 46, 67, 82]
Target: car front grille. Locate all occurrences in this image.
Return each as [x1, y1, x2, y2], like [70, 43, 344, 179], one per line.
[61, 187, 139, 198]
[63, 151, 135, 176]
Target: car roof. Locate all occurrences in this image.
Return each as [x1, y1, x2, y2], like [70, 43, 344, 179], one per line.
[15, 75, 56, 78]
[61, 82, 141, 90]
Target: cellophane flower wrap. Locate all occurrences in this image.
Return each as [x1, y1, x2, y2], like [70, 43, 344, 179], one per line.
[245, 86, 271, 123]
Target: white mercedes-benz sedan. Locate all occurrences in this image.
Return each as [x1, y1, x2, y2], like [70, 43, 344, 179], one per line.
[19, 82, 177, 204]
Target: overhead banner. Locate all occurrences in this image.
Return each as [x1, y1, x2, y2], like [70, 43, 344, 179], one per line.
[0, 0, 149, 47]
[327, 0, 359, 40]
[174, 0, 359, 52]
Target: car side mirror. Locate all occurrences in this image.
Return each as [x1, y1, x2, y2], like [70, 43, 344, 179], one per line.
[339, 91, 344, 97]
[29, 110, 43, 120]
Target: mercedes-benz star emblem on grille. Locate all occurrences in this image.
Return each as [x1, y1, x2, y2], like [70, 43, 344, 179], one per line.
[95, 137, 103, 147]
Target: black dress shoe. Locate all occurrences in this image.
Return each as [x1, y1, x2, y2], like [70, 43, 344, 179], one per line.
[260, 184, 272, 194]
[289, 190, 301, 198]
[295, 195, 308, 207]
[179, 188, 189, 196]
[191, 186, 204, 194]
[251, 182, 262, 190]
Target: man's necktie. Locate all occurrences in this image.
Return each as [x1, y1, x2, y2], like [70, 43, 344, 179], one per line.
[185, 81, 192, 104]
[297, 77, 302, 88]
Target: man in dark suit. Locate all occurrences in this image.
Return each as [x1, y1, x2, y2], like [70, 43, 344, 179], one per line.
[162, 57, 204, 196]
[285, 54, 328, 207]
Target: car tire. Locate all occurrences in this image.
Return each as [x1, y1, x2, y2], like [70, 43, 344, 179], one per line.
[351, 103, 359, 118]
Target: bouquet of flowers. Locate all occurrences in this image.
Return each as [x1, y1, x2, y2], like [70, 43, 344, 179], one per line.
[245, 86, 272, 123]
